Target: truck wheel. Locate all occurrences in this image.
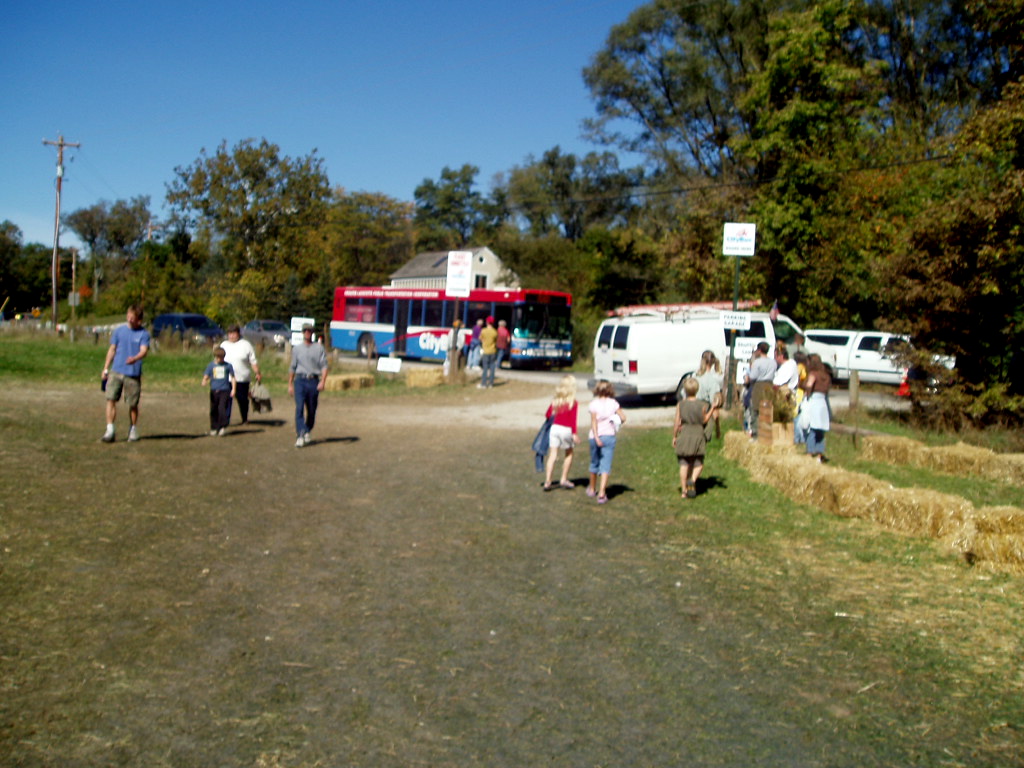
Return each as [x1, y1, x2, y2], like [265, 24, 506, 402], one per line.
[357, 333, 376, 358]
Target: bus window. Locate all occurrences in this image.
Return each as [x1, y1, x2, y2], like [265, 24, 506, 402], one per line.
[345, 301, 375, 323]
[423, 300, 444, 327]
[378, 300, 395, 325]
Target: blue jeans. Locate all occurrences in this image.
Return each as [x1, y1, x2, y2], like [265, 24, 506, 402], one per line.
[294, 376, 319, 436]
[480, 353, 497, 387]
[495, 349, 506, 369]
[589, 434, 617, 475]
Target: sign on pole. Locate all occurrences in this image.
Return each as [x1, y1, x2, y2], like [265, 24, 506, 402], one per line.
[720, 311, 751, 331]
[722, 223, 757, 256]
[445, 250, 473, 298]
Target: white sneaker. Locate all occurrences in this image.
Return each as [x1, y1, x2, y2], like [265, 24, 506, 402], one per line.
[128, 427, 139, 442]
[296, 436, 305, 448]
[101, 429, 115, 443]
[302, 432, 311, 445]
[211, 430, 218, 437]
[217, 428, 226, 437]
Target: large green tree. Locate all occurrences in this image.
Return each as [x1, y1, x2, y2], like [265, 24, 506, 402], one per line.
[413, 164, 487, 249]
[166, 139, 331, 280]
[502, 147, 640, 241]
[64, 196, 151, 299]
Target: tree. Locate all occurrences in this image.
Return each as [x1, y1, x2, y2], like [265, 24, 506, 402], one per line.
[324, 190, 415, 287]
[413, 164, 485, 249]
[583, 0, 802, 181]
[502, 147, 640, 241]
[64, 196, 151, 299]
[166, 139, 331, 277]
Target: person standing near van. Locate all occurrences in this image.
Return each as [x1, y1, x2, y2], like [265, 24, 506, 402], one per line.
[101, 304, 150, 443]
[694, 350, 724, 441]
[586, 380, 626, 504]
[744, 341, 777, 440]
[288, 323, 328, 447]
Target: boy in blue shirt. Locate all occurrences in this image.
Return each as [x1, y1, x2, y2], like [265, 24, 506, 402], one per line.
[202, 346, 237, 436]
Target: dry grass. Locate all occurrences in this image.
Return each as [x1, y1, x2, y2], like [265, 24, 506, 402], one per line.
[723, 431, 1024, 574]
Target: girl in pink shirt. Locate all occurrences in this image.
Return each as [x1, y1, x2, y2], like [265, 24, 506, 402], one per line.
[587, 379, 626, 504]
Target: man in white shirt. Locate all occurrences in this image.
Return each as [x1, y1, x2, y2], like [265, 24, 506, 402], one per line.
[219, 325, 261, 425]
[773, 345, 799, 392]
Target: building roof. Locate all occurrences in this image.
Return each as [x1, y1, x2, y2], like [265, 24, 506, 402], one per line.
[389, 247, 489, 280]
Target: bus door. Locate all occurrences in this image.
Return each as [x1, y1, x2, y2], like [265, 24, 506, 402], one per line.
[394, 299, 409, 355]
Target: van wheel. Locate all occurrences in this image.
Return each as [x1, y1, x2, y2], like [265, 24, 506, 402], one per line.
[357, 333, 376, 358]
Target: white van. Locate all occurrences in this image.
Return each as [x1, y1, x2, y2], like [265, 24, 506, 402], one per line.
[590, 307, 804, 397]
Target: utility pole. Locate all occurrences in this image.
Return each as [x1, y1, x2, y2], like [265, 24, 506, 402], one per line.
[43, 134, 81, 331]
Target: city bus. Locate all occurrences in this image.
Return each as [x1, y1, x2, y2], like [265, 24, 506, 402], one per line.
[330, 286, 573, 367]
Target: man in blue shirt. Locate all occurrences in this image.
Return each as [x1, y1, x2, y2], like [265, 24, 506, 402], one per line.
[101, 305, 151, 443]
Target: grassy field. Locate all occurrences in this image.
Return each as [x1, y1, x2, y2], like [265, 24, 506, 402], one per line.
[2, 330, 1023, 766]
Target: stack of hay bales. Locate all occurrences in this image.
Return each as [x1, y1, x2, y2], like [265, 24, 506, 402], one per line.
[861, 435, 1024, 485]
[723, 431, 1024, 574]
[405, 368, 445, 388]
[323, 373, 375, 392]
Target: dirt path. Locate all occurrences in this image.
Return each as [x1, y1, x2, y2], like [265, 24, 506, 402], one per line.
[0, 385, 948, 766]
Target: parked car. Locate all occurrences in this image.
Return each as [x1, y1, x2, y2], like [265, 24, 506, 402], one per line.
[152, 313, 224, 346]
[803, 329, 908, 384]
[243, 319, 292, 349]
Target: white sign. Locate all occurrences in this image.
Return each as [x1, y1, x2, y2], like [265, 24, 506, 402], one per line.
[721, 311, 752, 331]
[376, 356, 402, 373]
[290, 316, 315, 345]
[723, 222, 757, 256]
[445, 250, 473, 298]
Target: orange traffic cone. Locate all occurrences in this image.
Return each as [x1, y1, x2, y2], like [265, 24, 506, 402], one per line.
[896, 369, 910, 397]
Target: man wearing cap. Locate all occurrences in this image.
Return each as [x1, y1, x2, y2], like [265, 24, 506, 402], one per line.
[288, 323, 328, 447]
[478, 316, 499, 389]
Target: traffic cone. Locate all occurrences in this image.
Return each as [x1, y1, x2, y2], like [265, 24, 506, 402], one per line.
[896, 369, 910, 397]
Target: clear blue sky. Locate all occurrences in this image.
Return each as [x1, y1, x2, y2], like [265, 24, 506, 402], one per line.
[2, 0, 645, 248]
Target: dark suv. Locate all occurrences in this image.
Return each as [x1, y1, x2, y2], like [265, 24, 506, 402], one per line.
[152, 313, 224, 346]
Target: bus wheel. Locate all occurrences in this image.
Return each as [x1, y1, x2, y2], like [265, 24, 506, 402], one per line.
[357, 333, 376, 358]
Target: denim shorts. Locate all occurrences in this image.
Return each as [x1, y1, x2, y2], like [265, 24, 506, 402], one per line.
[588, 434, 617, 475]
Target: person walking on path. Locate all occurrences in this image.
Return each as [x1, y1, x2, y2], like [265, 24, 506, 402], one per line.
[202, 346, 237, 436]
[220, 324, 261, 425]
[288, 323, 328, 447]
[543, 374, 580, 491]
[478, 316, 499, 388]
[101, 304, 150, 443]
[495, 319, 511, 370]
[586, 380, 626, 505]
[673, 376, 718, 498]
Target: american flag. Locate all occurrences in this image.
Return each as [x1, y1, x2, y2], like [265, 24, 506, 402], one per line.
[769, 300, 779, 321]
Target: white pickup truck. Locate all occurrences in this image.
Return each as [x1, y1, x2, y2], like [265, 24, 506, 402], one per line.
[803, 329, 909, 385]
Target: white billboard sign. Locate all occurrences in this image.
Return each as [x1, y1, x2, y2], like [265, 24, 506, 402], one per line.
[445, 250, 473, 298]
[722, 222, 757, 256]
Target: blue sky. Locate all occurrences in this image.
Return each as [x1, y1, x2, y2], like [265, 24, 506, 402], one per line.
[2, 0, 645, 248]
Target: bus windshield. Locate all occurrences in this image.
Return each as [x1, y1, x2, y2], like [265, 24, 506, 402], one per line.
[514, 303, 572, 340]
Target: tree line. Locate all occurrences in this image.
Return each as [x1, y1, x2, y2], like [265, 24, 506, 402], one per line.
[2, 0, 1021, 417]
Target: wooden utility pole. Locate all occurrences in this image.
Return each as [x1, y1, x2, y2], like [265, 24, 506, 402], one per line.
[43, 134, 81, 331]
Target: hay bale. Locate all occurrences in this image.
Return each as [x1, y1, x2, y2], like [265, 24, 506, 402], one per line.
[324, 373, 374, 392]
[860, 435, 919, 465]
[862, 435, 1024, 485]
[723, 429, 1024, 574]
[405, 368, 444, 388]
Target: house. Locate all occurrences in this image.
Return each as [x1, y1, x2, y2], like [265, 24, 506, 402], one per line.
[389, 247, 521, 290]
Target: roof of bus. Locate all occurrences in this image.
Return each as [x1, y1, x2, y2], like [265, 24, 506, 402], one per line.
[338, 286, 571, 304]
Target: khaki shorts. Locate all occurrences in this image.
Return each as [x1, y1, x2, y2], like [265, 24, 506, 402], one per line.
[106, 372, 141, 408]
